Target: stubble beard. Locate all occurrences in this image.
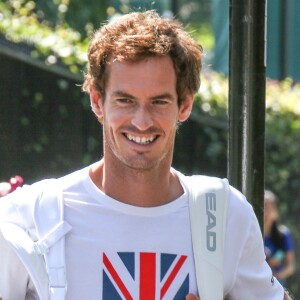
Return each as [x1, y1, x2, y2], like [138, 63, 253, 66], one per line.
[103, 127, 175, 172]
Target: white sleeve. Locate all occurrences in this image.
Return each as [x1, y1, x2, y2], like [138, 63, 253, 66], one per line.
[0, 184, 43, 300]
[0, 230, 38, 300]
[225, 188, 284, 299]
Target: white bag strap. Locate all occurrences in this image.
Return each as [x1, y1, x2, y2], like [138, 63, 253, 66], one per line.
[188, 175, 229, 300]
[33, 183, 72, 300]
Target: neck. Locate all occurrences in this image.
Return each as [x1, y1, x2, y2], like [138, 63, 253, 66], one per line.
[89, 159, 183, 207]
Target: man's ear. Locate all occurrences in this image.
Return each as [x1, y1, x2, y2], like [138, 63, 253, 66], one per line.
[90, 85, 103, 119]
[178, 94, 194, 122]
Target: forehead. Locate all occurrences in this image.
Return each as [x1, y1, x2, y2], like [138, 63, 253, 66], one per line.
[105, 56, 177, 92]
[264, 199, 276, 208]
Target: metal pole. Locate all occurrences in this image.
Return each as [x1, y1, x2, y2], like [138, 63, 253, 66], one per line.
[171, 0, 179, 17]
[228, 0, 267, 229]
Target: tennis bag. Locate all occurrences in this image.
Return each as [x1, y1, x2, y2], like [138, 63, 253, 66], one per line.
[189, 175, 229, 300]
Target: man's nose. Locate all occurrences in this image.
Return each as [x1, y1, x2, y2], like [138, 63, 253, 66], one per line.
[131, 105, 154, 131]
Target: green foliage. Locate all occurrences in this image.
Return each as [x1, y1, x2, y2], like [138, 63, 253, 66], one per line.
[264, 79, 300, 210]
[0, 1, 215, 76]
[186, 22, 214, 51]
[195, 72, 228, 111]
[0, 0, 89, 73]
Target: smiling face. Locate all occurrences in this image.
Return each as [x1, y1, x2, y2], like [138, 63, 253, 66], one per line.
[90, 56, 193, 172]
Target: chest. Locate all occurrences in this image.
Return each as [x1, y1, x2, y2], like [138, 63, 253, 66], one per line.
[63, 199, 198, 299]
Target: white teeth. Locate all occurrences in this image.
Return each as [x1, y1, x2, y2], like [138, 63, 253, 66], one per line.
[126, 134, 155, 144]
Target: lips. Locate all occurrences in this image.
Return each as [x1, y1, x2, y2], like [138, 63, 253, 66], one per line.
[125, 133, 157, 145]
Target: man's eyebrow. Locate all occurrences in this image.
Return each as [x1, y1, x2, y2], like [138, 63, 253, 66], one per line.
[112, 90, 135, 98]
[111, 91, 176, 101]
[150, 93, 176, 101]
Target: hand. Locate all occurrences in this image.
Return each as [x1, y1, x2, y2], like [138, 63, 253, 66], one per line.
[186, 294, 200, 300]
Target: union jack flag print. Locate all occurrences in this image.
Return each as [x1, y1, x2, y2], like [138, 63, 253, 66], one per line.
[102, 252, 189, 299]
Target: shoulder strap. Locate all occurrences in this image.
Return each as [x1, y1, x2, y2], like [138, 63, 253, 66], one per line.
[33, 182, 72, 300]
[188, 175, 229, 300]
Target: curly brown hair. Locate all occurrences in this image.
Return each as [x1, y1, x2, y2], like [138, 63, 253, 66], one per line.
[82, 10, 203, 106]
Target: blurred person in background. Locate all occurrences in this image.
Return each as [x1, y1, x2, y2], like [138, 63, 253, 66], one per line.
[264, 190, 295, 286]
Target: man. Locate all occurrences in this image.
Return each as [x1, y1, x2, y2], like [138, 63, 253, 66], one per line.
[0, 10, 291, 299]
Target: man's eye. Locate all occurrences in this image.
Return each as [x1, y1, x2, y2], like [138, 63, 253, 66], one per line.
[117, 98, 132, 104]
[153, 99, 168, 105]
